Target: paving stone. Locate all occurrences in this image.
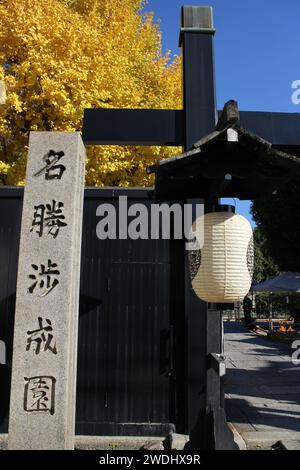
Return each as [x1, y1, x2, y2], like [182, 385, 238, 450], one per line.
[225, 322, 300, 449]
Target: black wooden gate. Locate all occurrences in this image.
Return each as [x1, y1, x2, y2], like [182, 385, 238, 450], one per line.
[0, 187, 185, 436]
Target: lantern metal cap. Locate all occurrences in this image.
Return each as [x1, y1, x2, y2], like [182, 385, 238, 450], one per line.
[211, 205, 236, 214]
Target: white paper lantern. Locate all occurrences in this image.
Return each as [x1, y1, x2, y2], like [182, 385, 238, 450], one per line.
[190, 209, 254, 303]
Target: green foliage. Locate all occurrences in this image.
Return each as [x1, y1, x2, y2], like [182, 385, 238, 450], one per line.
[253, 227, 287, 317]
[288, 293, 300, 322]
[255, 292, 288, 316]
[251, 180, 300, 272]
[253, 227, 279, 283]
[268, 330, 300, 344]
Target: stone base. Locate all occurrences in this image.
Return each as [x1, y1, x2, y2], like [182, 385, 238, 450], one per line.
[0, 433, 190, 451]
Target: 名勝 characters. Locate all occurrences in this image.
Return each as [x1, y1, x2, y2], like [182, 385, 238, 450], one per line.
[31, 200, 67, 238]
[34, 150, 66, 180]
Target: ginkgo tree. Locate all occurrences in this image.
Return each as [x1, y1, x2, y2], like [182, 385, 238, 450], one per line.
[0, 0, 182, 186]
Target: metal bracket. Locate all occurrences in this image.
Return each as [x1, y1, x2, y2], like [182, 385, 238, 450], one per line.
[179, 27, 216, 46]
[208, 353, 226, 377]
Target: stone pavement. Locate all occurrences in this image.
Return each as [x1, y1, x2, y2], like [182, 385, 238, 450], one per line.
[224, 322, 300, 450]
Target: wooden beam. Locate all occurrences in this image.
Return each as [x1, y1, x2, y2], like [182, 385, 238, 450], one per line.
[82, 109, 184, 146]
[83, 108, 300, 152]
[238, 111, 300, 148]
[181, 6, 217, 150]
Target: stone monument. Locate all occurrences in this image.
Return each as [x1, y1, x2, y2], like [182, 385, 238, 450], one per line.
[8, 132, 86, 450]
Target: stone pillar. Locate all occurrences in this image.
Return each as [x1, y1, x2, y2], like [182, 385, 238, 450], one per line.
[8, 132, 86, 450]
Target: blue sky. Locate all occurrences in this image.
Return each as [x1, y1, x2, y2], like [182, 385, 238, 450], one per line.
[144, 0, 300, 225]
